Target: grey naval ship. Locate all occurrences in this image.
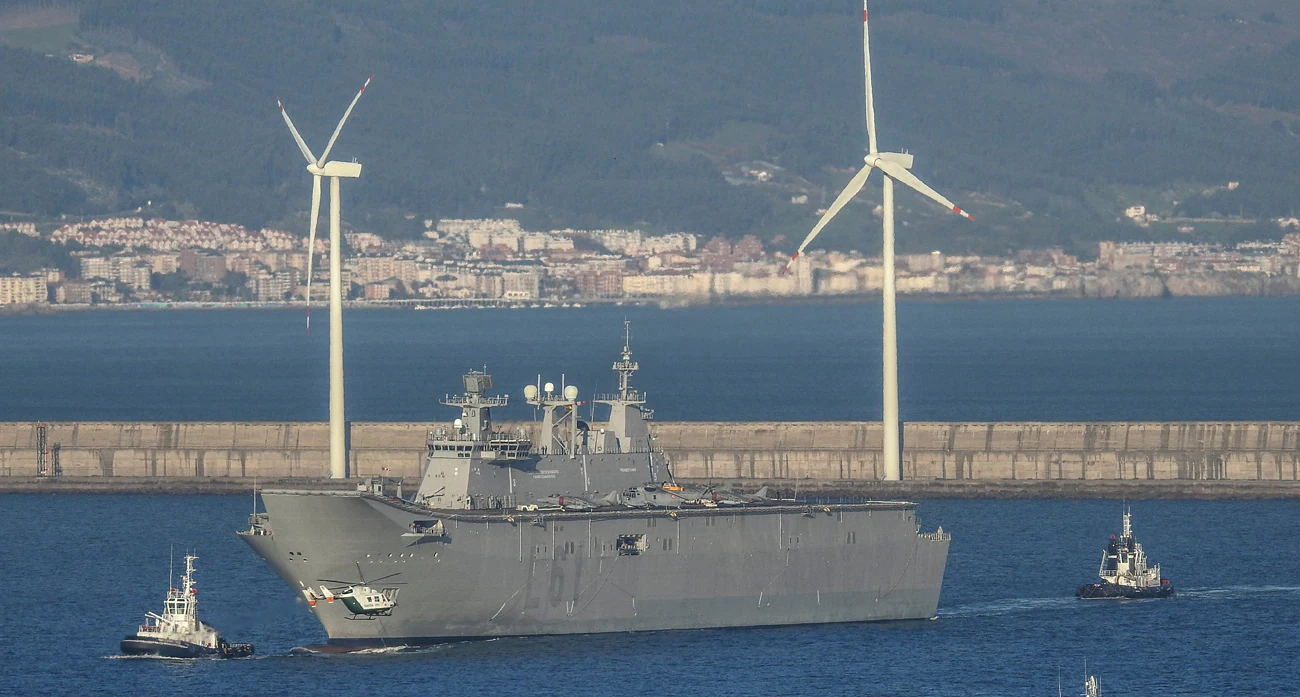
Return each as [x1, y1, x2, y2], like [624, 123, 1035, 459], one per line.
[239, 326, 951, 647]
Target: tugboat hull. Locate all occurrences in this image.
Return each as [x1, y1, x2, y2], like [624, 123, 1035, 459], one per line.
[120, 636, 218, 658]
[120, 636, 254, 659]
[1075, 582, 1174, 599]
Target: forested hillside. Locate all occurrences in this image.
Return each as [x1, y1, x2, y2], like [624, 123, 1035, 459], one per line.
[2, 0, 1299, 256]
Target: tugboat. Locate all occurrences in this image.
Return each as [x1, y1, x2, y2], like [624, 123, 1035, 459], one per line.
[120, 553, 254, 658]
[1076, 509, 1173, 599]
[1057, 665, 1103, 697]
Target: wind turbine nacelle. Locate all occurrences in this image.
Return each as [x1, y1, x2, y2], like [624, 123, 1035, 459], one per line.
[308, 161, 363, 178]
[871, 152, 914, 170]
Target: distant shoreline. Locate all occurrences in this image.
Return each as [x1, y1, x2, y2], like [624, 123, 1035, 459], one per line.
[4, 292, 1299, 317]
[5, 476, 1299, 499]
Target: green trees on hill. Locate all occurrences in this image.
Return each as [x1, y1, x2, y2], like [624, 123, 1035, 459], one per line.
[1, 1, 1298, 252]
[0, 231, 79, 276]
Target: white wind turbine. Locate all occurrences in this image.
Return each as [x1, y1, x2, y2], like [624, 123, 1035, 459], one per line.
[278, 75, 372, 480]
[785, 2, 973, 481]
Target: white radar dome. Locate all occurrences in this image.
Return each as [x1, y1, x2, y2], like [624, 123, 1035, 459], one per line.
[563, 385, 579, 401]
[544, 382, 555, 393]
[454, 418, 464, 429]
[523, 384, 537, 399]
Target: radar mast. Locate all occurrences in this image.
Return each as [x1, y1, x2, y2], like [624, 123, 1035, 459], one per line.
[613, 319, 643, 403]
[594, 321, 654, 453]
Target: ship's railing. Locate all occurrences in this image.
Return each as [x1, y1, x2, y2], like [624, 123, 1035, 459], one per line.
[592, 392, 646, 403]
[425, 434, 532, 459]
[245, 512, 272, 536]
[440, 394, 509, 407]
[384, 499, 919, 520]
[917, 530, 951, 542]
[595, 444, 659, 455]
[466, 493, 516, 510]
[485, 435, 532, 459]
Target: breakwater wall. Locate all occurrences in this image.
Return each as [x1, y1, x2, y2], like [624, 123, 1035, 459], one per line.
[2, 421, 1299, 483]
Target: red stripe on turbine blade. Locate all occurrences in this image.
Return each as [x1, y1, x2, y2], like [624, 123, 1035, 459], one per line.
[864, 10, 868, 21]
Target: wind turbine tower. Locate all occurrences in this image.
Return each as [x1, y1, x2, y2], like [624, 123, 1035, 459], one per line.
[278, 76, 372, 479]
[785, 2, 973, 481]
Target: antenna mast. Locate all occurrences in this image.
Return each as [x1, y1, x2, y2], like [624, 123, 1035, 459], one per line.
[613, 320, 640, 400]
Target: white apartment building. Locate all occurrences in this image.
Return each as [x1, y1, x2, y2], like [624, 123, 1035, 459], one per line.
[502, 270, 541, 299]
[353, 256, 418, 286]
[437, 218, 524, 236]
[119, 262, 153, 291]
[622, 272, 712, 297]
[0, 275, 48, 304]
[80, 257, 116, 280]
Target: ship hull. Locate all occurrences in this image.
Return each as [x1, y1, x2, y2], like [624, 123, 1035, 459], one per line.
[241, 490, 949, 646]
[1075, 582, 1174, 599]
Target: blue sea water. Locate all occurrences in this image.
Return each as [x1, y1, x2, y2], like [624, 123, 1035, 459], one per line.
[0, 495, 1297, 696]
[2, 298, 1299, 695]
[0, 297, 1298, 423]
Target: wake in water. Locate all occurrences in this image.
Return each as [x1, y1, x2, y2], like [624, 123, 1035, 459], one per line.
[1176, 585, 1300, 599]
[940, 596, 1077, 618]
[105, 653, 262, 661]
[942, 585, 1300, 617]
[104, 654, 206, 661]
[290, 643, 459, 657]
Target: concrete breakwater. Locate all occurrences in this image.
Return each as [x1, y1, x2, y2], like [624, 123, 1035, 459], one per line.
[2, 421, 1299, 484]
[5, 476, 1297, 499]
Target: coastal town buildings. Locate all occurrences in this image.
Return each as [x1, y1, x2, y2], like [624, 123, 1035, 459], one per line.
[9, 214, 1300, 307]
[0, 275, 47, 305]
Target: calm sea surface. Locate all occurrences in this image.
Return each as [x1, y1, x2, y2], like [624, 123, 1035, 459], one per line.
[1, 299, 1299, 696]
[0, 297, 1298, 422]
[0, 496, 1296, 697]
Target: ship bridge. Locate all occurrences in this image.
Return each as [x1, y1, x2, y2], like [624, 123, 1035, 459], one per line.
[428, 370, 531, 460]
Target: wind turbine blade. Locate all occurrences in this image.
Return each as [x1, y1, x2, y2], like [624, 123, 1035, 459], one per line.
[783, 165, 874, 273]
[874, 158, 974, 220]
[278, 100, 317, 164]
[317, 75, 373, 166]
[863, 0, 878, 154]
[306, 175, 321, 334]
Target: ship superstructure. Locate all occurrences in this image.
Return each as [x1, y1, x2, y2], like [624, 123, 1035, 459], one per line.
[411, 322, 668, 511]
[239, 324, 950, 647]
[1076, 509, 1173, 599]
